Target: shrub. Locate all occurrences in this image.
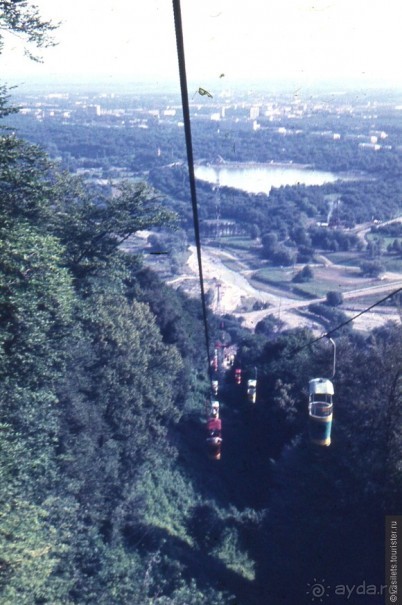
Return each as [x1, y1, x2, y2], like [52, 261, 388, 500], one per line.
[326, 290, 344, 306]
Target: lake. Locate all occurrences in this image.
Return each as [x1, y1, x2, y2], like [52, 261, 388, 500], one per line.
[194, 162, 344, 195]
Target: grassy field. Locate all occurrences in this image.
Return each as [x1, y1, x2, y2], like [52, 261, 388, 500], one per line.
[323, 251, 361, 266]
[249, 277, 303, 300]
[221, 258, 243, 272]
[251, 266, 293, 282]
[292, 281, 339, 298]
[251, 267, 313, 299]
[324, 248, 402, 273]
[252, 264, 353, 295]
[219, 236, 257, 250]
[366, 232, 395, 246]
[378, 256, 402, 272]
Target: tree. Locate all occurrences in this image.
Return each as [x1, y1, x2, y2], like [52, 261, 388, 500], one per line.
[367, 237, 383, 259]
[249, 223, 260, 240]
[255, 314, 284, 336]
[0, 495, 66, 605]
[0, 135, 55, 224]
[292, 265, 314, 283]
[272, 245, 296, 266]
[326, 290, 344, 306]
[359, 260, 385, 277]
[0, 223, 75, 601]
[296, 244, 314, 263]
[291, 225, 311, 247]
[261, 232, 278, 258]
[49, 176, 175, 276]
[0, 1, 58, 61]
[0, 222, 73, 382]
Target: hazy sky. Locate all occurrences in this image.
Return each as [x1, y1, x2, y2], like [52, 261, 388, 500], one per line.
[2, 0, 402, 89]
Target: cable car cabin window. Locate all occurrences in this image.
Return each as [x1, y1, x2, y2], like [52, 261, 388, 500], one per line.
[309, 402, 333, 418]
[310, 393, 333, 404]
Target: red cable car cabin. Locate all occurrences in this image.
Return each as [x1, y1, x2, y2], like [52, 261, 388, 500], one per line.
[206, 417, 222, 460]
[235, 368, 242, 384]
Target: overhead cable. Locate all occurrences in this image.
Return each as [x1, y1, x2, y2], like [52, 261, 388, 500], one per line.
[172, 0, 212, 370]
[290, 284, 402, 356]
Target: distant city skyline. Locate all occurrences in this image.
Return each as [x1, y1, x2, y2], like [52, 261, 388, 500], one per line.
[2, 0, 402, 92]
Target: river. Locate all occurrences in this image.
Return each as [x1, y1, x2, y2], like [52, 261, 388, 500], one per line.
[194, 162, 345, 195]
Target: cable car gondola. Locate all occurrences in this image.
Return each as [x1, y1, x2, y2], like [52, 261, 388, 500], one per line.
[308, 337, 336, 447]
[308, 378, 333, 446]
[247, 379, 257, 404]
[206, 417, 222, 460]
[210, 400, 220, 418]
[205, 400, 222, 459]
[235, 368, 242, 385]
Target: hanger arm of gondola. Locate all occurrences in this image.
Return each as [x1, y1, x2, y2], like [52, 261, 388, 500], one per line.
[328, 336, 336, 379]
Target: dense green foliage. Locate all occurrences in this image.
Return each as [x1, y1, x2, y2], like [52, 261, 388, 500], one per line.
[1, 9, 402, 601]
[0, 115, 231, 602]
[2, 107, 402, 604]
[2, 124, 400, 602]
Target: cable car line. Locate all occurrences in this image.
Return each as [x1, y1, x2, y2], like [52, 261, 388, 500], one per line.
[289, 284, 402, 357]
[172, 0, 212, 371]
[173, 0, 402, 454]
[173, 0, 224, 460]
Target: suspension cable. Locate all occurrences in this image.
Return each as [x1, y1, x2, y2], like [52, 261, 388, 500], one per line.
[289, 284, 402, 357]
[172, 0, 212, 371]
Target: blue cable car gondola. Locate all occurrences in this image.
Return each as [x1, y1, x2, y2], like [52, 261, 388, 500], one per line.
[308, 337, 336, 446]
[308, 378, 333, 446]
